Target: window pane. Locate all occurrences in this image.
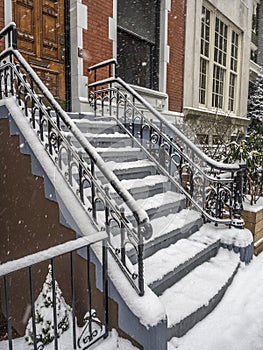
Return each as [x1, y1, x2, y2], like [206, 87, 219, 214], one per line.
[117, 30, 153, 88]
[214, 17, 227, 66]
[199, 58, 208, 104]
[201, 6, 210, 58]
[228, 73, 236, 111]
[118, 0, 159, 43]
[212, 65, 225, 108]
[230, 31, 239, 72]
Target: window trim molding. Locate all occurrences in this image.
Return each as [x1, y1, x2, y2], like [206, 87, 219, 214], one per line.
[198, 3, 242, 115]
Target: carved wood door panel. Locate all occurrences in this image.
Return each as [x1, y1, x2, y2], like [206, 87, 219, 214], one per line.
[13, 0, 66, 106]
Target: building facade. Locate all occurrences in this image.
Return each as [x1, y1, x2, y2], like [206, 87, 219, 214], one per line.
[1, 0, 258, 140]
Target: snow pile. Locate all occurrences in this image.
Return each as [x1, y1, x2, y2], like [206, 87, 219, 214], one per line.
[25, 265, 71, 348]
[168, 252, 263, 350]
[191, 223, 254, 263]
[243, 196, 263, 213]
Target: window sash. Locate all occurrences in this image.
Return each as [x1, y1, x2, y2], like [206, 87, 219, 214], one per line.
[199, 57, 208, 105]
[199, 4, 240, 113]
[212, 64, 225, 109]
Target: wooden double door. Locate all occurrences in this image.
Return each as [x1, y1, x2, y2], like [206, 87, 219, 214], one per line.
[13, 0, 67, 107]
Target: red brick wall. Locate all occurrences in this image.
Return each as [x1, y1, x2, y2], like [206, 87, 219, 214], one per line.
[167, 0, 186, 112]
[0, 1, 4, 52]
[82, 0, 113, 81]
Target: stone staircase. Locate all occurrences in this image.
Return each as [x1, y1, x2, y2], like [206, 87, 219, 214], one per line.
[65, 112, 241, 339]
[0, 23, 253, 349]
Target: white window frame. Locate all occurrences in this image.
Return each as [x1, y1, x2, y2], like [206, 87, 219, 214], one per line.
[199, 3, 242, 115]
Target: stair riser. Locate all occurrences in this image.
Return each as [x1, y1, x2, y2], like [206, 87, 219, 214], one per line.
[95, 166, 158, 183]
[61, 150, 144, 164]
[70, 137, 132, 148]
[72, 124, 119, 134]
[150, 241, 220, 296]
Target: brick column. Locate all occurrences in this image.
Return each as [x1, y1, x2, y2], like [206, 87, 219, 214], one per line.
[0, 1, 4, 52]
[167, 0, 186, 113]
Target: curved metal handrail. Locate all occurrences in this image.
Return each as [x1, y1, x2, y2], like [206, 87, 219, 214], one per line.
[88, 71, 245, 227]
[0, 24, 152, 295]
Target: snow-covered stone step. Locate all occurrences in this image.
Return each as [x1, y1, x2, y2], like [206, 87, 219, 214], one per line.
[128, 209, 203, 263]
[73, 118, 119, 134]
[84, 174, 170, 204]
[96, 159, 158, 181]
[98, 191, 186, 236]
[128, 191, 186, 221]
[62, 131, 132, 148]
[159, 248, 240, 339]
[143, 237, 220, 296]
[109, 175, 170, 202]
[95, 147, 144, 163]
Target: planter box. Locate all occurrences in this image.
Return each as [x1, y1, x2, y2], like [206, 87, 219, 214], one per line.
[243, 199, 263, 256]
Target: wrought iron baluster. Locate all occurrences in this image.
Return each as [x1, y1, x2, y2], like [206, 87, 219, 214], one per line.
[137, 229, 144, 296]
[102, 239, 109, 339]
[79, 161, 84, 204]
[70, 252, 77, 350]
[38, 97, 44, 142]
[67, 149, 73, 186]
[94, 91, 97, 118]
[47, 118, 53, 156]
[116, 88, 120, 120]
[90, 159, 97, 222]
[101, 90, 104, 116]
[4, 275, 13, 350]
[51, 259, 58, 350]
[123, 94, 127, 125]
[10, 65, 14, 96]
[86, 246, 93, 341]
[4, 66, 8, 97]
[29, 266, 38, 350]
[120, 208, 126, 266]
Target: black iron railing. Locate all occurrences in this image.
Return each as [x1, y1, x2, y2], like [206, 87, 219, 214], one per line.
[0, 234, 108, 350]
[88, 60, 245, 228]
[0, 23, 152, 296]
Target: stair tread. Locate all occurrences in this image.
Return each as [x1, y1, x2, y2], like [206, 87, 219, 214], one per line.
[149, 209, 201, 242]
[84, 175, 169, 198]
[120, 175, 168, 190]
[106, 159, 155, 171]
[159, 249, 239, 328]
[63, 131, 129, 140]
[74, 119, 117, 127]
[143, 237, 218, 286]
[125, 191, 184, 214]
[96, 147, 141, 153]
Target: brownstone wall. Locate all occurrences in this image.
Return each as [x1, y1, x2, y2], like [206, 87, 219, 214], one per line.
[0, 117, 77, 334]
[0, 1, 4, 52]
[167, 0, 186, 113]
[82, 1, 113, 81]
